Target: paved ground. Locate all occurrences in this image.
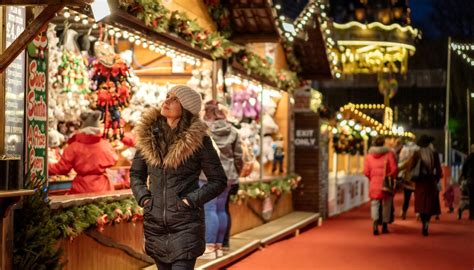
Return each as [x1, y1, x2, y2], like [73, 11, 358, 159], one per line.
[228, 194, 474, 270]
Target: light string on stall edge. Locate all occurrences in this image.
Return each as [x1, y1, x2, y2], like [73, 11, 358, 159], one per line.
[224, 73, 283, 98]
[451, 42, 474, 67]
[61, 7, 202, 67]
[274, 0, 342, 78]
[339, 103, 415, 138]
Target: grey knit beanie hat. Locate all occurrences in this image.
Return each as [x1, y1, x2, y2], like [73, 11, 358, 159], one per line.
[168, 85, 202, 115]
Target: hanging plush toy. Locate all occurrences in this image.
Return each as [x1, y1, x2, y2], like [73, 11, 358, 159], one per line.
[89, 27, 134, 141]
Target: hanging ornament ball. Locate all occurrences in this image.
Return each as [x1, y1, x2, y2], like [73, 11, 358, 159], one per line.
[378, 78, 398, 99]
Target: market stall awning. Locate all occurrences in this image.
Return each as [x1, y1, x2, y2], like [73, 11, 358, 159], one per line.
[227, 0, 280, 43]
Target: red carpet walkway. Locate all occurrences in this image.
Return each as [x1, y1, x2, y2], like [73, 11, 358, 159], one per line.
[228, 194, 474, 270]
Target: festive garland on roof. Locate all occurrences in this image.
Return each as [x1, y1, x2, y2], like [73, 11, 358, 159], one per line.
[203, 0, 232, 38]
[282, 41, 303, 73]
[119, 0, 239, 60]
[119, 0, 299, 90]
[231, 174, 302, 204]
[235, 50, 300, 90]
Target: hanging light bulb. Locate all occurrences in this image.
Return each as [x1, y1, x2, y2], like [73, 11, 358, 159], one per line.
[64, 10, 71, 18]
[82, 18, 89, 25]
[123, 32, 129, 38]
[74, 15, 81, 22]
[92, 23, 98, 29]
[115, 32, 122, 38]
[108, 29, 115, 36]
[129, 36, 135, 42]
[135, 39, 141, 45]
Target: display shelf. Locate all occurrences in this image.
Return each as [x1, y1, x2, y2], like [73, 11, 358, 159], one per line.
[0, 189, 34, 199]
[49, 189, 133, 210]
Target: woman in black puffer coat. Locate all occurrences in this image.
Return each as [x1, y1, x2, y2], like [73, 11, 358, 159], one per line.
[130, 85, 227, 270]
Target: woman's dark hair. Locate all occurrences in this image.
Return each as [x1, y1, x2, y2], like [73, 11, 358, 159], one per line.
[374, 135, 385, 147]
[175, 109, 195, 137]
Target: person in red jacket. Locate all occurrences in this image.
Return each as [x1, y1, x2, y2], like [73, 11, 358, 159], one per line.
[49, 111, 118, 194]
[364, 136, 398, 235]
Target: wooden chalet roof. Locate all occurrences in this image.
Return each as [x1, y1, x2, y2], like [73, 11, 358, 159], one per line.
[294, 19, 332, 80]
[227, 0, 280, 43]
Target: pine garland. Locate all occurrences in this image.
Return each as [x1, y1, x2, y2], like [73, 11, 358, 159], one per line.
[52, 198, 143, 239]
[231, 174, 302, 204]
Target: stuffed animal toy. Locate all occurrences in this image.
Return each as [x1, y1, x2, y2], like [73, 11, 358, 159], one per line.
[272, 134, 285, 174]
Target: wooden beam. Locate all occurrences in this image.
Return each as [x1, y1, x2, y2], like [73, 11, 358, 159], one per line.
[231, 33, 280, 44]
[0, 4, 63, 73]
[0, 0, 89, 6]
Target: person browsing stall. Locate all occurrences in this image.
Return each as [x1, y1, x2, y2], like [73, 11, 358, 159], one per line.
[130, 85, 227, 270]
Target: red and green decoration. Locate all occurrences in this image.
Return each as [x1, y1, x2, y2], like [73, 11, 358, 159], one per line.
[332, 120, 371, 155]
[119, 0, 239, 60]
[118, 0, 300, 91]
[203, 0, 232, 38]
[235, 50, 300, 91]
[231, 174, 302, 204]
[53, 198, 143, 239]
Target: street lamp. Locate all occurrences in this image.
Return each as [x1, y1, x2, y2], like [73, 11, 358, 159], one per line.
[469, 88, 473, 149]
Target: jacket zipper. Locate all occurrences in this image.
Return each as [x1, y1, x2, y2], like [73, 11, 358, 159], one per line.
[162, 168, 170, 256]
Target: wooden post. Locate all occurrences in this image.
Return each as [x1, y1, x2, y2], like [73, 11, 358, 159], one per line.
[0, 6, 5, 154]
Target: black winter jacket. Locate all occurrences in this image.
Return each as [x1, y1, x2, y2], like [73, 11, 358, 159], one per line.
[130, 107, 227, 263]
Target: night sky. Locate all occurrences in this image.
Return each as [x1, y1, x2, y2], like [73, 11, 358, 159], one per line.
[409, 0, 439, 39]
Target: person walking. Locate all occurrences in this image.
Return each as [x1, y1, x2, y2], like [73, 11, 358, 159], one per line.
[364, 136, 398, 235]
[130, 85, 227, 270]
[459, 144, 474, 220]
[398, 139, 419, 219]
[199, 100, 243, 259]
[408, 135, 442, 236]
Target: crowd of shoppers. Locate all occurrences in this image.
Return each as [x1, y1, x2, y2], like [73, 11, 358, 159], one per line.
[365, 134, 444, 236]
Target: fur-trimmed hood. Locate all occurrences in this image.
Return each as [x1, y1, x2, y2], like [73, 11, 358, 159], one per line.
[134, 107, 208, 169]
[368, 146, 391, 158]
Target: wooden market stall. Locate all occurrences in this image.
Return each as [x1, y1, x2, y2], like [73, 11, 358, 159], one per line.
[327, 103, 415, 216]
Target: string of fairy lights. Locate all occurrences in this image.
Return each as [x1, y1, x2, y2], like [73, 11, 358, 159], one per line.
[273, 0, 342, 78]
[451, 42, 474, 67]
[61, 7, 202, 66]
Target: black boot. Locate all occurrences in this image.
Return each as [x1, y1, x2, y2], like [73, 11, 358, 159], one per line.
[422, 222, 429, 236]
[382, 223, 389, 234]
[373, 221, 379, 236]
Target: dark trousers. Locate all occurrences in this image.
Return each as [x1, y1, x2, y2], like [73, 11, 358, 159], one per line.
[402, 188, 414, 213]
[155, 258, 196, 270]
[223, 183, 239, 247]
